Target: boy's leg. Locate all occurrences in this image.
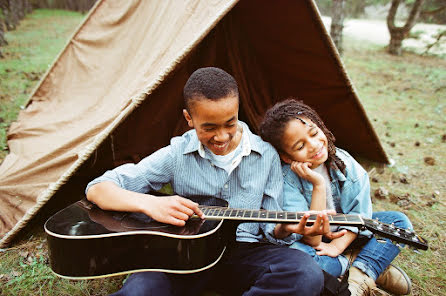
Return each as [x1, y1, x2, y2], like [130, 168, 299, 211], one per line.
[352, 211, 413, 280]
[110, 270, 213, 296]
[213, 242, 324, 296]
[290, 240, 347, 278]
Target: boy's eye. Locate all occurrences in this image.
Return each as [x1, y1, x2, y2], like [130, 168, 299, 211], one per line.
[204, 127, 216, 132]
[297, 143, 304, 151]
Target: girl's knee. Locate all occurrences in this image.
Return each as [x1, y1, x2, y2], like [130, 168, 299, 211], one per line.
[392, 211, 413, 229]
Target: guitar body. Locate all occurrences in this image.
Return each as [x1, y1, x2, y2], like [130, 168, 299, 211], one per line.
[45, 199, 231, 279]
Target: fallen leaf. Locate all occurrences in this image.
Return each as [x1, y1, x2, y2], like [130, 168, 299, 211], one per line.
[424, 156, 435, 166]
[374, 187, 388, 199]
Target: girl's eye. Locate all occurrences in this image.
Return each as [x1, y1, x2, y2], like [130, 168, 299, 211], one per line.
[297, 144, 304, 151]
[311, 130, 319, 137]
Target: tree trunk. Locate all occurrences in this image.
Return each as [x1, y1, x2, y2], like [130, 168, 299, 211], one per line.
[24, 0, 32, 14]
[0, 21, 7, 46]
[330, 0, 345, 55]
[387, 0, 426, 55]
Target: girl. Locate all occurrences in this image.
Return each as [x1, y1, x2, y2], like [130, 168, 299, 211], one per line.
[259, 98, 412, 296]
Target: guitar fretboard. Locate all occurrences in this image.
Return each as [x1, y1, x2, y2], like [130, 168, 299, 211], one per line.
[198, 205, 364, 226]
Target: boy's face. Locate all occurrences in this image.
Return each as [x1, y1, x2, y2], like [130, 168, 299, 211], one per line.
[183, 94, 241, 155]
[280, 118, 328, 169]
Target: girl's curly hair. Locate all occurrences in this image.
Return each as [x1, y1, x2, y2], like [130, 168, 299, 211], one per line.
[259, 98, 345, 174]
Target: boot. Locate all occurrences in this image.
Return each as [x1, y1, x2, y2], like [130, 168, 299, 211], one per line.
[376, 264, 412, 295]
[348, 267, 377, 296]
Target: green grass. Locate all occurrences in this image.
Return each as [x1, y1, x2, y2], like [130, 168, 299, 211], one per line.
[1, 9, 446, 296]
[0, 9, 83, 159]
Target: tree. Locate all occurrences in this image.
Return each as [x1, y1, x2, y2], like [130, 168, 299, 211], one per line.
[330, 0, 346, 55]
[387, 0, 426, 55]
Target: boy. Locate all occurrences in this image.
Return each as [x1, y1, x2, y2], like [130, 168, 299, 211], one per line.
[86, 68, 343, 296]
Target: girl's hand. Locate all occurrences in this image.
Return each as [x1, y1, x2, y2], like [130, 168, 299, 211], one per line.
[290, 161, 324, 186]
[275, 211, 346, 239]
[314, 242, 343, 257]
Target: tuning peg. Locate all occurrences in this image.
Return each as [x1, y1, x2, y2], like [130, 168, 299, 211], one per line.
[376, 236, 387, 244]
[410, 246, 421, 254]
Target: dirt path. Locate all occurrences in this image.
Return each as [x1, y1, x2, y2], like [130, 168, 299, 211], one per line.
[322, 16, 446, 55]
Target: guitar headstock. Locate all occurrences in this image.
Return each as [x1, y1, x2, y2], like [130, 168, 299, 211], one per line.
[362, 218, 428, 251]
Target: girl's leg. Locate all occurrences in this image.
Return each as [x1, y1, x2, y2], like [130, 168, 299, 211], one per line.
[289, 241, 348, 278]
[353, 211, 413, 280]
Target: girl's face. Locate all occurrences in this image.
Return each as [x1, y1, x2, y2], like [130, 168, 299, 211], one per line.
[279, 118, 328, 169]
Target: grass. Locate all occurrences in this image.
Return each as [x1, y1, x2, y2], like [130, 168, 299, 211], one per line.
[0, 9, 83, 159]
[0, 9, 445, 296]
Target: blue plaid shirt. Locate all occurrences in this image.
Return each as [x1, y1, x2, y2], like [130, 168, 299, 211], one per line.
[86, 121, 296, 244]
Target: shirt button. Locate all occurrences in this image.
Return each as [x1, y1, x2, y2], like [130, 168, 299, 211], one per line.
[224, 184, 229, 189]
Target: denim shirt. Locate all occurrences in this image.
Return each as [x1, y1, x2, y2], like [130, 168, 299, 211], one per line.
[282, 148, 373, 241]
[86, 121, 297, 245]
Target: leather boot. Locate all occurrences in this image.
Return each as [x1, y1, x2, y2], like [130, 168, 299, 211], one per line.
[348, 267, 377, 296]
[376, 264, 412, 295]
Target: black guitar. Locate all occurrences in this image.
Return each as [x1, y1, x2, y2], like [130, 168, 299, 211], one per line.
[45, 198, 428, 280]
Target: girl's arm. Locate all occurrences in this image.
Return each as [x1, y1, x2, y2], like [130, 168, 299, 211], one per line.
[315, 230, 357, 257]
[290, 161, 326, 246]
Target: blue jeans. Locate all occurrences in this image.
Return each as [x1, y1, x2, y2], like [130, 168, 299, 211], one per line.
[290, 211, 413, 280]
[110, 242, 324, 296]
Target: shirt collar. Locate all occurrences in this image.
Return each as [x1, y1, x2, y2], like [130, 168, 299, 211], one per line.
[183, 121, 263, 157]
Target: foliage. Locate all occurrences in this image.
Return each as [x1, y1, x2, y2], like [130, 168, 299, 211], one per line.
[315, 0, 446, 24]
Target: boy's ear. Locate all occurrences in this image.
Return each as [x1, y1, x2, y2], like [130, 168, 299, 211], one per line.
[183, 109, 194, 128]
[279, 152, 293, 165]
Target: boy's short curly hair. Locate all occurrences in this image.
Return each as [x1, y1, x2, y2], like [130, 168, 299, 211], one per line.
[259, 98, 345, 173]
[183, 67, 239, 112]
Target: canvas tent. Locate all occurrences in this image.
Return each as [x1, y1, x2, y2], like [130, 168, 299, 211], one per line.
[0, 0, 388, 247]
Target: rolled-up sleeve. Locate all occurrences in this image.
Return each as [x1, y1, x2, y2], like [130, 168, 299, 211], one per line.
[85, 145, 175, 194]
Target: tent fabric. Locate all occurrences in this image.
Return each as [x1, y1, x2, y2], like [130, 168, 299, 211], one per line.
[0, 0, 387, 247]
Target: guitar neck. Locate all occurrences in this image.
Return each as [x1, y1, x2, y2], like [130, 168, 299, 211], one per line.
[198, 205, 365, 227]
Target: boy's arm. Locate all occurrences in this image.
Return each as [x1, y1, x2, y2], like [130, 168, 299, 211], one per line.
[87, 182, 203, 226]
[85, 145, 203, 226]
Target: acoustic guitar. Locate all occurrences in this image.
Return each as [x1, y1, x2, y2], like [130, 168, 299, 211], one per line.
[45, 197, 428, 280]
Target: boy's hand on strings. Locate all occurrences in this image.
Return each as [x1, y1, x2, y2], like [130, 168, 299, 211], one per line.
[290, 161, 324, 186]
[144, 195, 204, 227]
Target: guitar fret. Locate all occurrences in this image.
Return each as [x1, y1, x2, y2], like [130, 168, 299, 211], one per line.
[286, 212, 296, 220]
